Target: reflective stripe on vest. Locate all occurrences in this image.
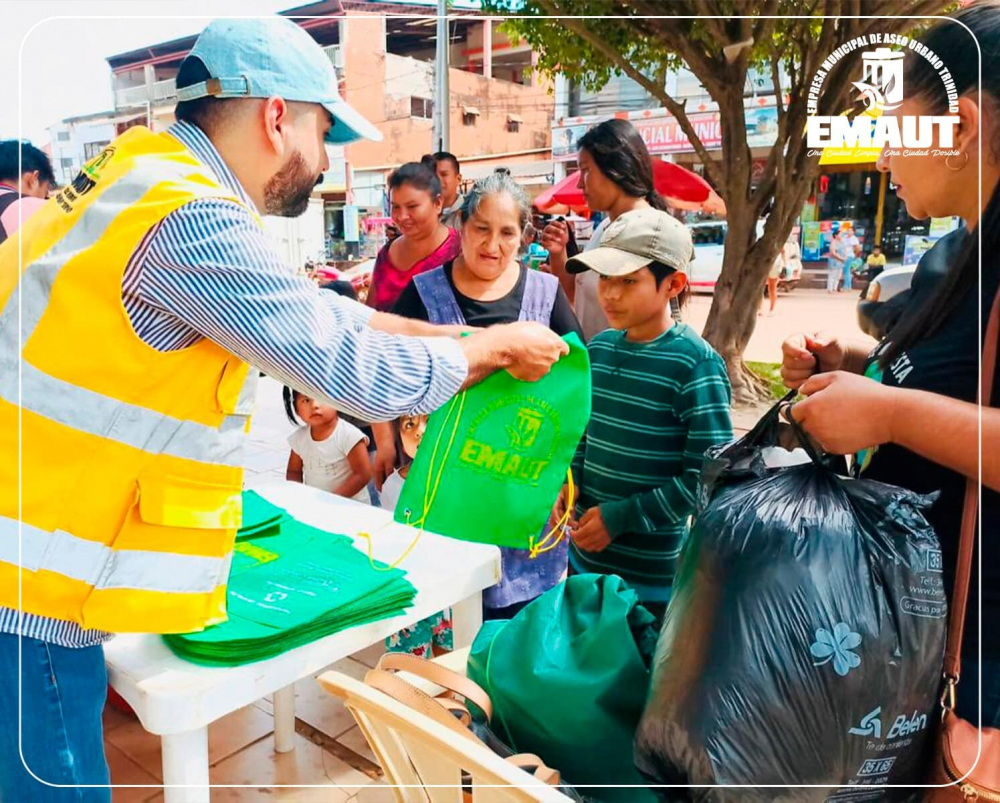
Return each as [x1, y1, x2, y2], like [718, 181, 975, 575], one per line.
[0, 161, 251, 468]
[0, 516, 230, 594]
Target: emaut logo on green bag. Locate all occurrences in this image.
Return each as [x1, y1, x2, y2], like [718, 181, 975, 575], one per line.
[458, 395, 561, 484]
[806, 34, 960, 159]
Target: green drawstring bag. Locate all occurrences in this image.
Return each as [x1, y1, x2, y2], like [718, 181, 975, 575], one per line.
[394, 333, 590, 551]
[468, 574, 660, 803]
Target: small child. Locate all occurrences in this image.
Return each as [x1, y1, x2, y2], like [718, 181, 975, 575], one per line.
[563, 208, 734, 625]
[865, 243, 887, 281]
[283, 387, 373, 504]
[382, 413, 453, 659]
[379, 413, 427, 513]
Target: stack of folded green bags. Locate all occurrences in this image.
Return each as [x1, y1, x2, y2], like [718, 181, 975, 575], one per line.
[164, 491, 416, 666]
[235, 490, 288, 541]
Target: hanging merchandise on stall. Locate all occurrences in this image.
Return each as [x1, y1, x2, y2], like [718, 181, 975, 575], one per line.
[635, 396, 946, 797]
[165, 494, 416, 666]
[395, 333, 591, 553]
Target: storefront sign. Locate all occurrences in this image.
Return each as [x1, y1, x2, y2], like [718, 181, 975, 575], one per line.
[552, 122, 593, 159]
[929, 216, 960, 237]
[902, 234, 940, 269]
[801, 221, 823, 261]
[551, 103, 778, 162]
[343, 205, 360, 243]
[633, 106, 778, 155]
[316, 145, 347, 192]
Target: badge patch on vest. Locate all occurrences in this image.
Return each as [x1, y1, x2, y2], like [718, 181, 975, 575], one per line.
[54, 146, 116, 213]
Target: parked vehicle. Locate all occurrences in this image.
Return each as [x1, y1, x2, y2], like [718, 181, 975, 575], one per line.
[687, 221, 727, 293]
[856, 228, 961, 339]
[856, 265, 917, 339]
[687, 221, 801, 293]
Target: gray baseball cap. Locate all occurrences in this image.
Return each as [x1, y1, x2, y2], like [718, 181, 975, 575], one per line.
[567, 207, 695, 276]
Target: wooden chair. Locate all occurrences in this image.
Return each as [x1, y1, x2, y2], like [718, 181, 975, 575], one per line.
[318, 662, 573, 803]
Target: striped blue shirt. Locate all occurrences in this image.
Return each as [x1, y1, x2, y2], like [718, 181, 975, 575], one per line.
[1, 121, 467, 647]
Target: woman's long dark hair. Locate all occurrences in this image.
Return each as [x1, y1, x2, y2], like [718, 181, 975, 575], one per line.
[577, 118, 669, 211]
[880, 3, 1000, 367]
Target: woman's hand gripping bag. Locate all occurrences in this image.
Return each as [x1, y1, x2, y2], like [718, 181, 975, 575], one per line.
[634, 396, 947, 802]
[395, 333, 590, 550]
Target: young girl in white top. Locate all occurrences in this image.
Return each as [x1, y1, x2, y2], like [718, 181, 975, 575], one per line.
[283, 387, 373, 504]
[381, 413, 452, 658]
[378, 413, 427, 513]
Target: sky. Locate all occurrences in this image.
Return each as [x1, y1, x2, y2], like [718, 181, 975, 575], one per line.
[2, 0, 483, 147]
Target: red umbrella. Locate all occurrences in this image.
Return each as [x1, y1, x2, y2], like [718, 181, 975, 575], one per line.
[547, 160, 713, 210]
[533, 171, 589, 215]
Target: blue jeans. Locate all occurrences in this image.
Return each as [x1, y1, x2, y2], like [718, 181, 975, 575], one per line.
[0, 632, 111, 802]
[955, 655, 1000, 728]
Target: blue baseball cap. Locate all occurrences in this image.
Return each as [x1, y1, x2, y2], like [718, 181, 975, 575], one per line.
[176, 17, 382, 145]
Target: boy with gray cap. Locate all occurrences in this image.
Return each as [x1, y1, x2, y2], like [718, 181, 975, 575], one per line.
[559, 208, 733, 623]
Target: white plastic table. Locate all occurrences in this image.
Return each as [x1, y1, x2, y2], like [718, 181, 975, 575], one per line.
[104, 481, 501, 803]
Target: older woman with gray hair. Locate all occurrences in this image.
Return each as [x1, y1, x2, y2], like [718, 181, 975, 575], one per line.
[394, 171, 583, 336]
[391, 170, 582, 631]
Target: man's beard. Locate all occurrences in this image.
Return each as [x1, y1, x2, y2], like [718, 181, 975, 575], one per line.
[263, 150, 319, 217]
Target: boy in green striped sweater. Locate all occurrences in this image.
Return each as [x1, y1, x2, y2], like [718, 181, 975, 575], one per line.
[561, 208, 733, 622]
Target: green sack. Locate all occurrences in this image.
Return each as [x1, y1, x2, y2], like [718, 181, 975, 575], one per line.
[395, 333, 590, 549]
[468, 574, 659, 803]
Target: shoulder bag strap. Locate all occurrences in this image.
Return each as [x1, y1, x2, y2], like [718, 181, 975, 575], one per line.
[944, 286, 1000, 684]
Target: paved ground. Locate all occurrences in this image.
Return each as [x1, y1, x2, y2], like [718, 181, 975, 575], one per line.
[684, 286, 875, 364]
[103, 287, 876, 800]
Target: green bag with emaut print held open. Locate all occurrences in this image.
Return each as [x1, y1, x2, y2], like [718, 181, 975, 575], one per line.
[394, 333, 590, 550]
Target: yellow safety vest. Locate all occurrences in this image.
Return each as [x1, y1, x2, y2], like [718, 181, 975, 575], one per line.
[0, 127, 259, 634]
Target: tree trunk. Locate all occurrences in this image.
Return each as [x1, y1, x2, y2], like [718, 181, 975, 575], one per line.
[701, 200, 782, 405]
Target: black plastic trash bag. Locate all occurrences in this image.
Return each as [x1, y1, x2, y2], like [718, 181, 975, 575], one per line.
[635, 396, 946, 802]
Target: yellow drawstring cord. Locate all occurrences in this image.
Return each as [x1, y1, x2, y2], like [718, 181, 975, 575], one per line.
[528, 469, 574, 558]
[356, 393, 465, 571]
[357, 390, 573, 569]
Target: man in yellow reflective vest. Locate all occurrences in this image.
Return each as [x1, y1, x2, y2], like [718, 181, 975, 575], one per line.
[0, 17, 567, 801]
